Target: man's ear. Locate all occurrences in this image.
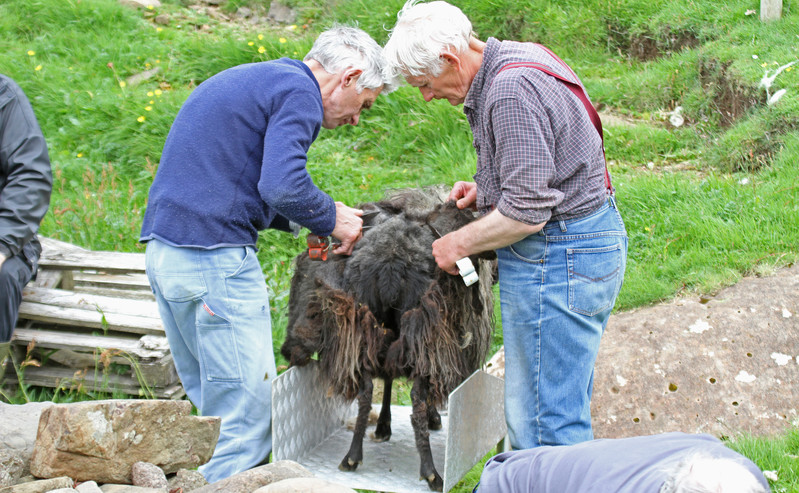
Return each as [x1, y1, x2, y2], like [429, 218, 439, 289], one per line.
[341, 68, 363, 87]
[440, 52, 461, 71]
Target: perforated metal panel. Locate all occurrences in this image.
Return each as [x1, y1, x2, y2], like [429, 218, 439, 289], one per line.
[273, 362, 506, 492]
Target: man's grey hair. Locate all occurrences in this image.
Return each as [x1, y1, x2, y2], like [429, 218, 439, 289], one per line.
[383, 0, 475, 81]
[659, 453, 768, 493]
[304, 25, 397, 93]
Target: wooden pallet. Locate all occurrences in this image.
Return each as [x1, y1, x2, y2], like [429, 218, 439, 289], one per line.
[5, 237, 184, 399]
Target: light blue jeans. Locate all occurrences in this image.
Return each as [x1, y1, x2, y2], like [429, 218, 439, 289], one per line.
[498, 196, 627, 449]
[145, 239, 276, 483]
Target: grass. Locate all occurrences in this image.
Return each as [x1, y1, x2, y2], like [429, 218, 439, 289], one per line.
[1, 0, 798, 491]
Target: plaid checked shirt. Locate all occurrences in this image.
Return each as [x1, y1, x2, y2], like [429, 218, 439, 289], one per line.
[464, 38, 609, 225]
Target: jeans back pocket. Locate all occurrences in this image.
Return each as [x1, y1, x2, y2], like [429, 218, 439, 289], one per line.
[567, 243, 624, 316]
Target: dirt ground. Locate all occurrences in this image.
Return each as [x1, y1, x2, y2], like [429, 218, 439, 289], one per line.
[485, 263, 799, 440]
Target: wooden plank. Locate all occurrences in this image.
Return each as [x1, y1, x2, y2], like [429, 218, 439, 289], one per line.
[39, 249, 146, 273]
[38, 236, 89, 253]
[17, 301, 164, 336]
[21, 287, 160, 319]
[11, 328, 168, 359]
[29, 269, 63, 289]
[73, 285, 156, 301]
[71, 271, 152, 290]
[7, 366, 185, 399]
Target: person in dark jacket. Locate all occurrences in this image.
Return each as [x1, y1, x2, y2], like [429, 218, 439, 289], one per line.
[140, 26, 395, 482]
[0, 74, 53, 367]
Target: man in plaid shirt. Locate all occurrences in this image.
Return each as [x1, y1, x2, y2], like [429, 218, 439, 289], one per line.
[384, 0, 628, 450]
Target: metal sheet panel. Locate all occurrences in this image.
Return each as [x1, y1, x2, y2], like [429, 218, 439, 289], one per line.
[272, 362, 506, 492]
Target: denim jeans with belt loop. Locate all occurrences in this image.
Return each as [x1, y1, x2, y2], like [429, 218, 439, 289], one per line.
[498, 196, 627, 449]
[144, 239, 276, 482]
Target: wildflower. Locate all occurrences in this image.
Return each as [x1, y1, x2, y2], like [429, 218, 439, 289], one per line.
[34, 65, 42, 71]
[156, 27, 163, 32]
[147, 4, 154, 9]
[137, 116, 145, 123]
[147, 91, 154, 97]
[154, 89, 162, 96]
[149, 100, 154, 104]
[258, 46, 266, 53]
[248, 41, 255, 46]
[258, 34, 264, 40]
[27, 50, 35, 56]
[145, 106, 152, 111]
[77, 153, 83, 158]
[145, 62, 151, 68]
[119, 81, 127, 88]
[288, 25, 297, 30]
[279, 37, 287, 44]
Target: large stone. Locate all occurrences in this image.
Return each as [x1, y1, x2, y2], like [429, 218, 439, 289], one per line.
[592, 264, 799, 439]
[191, 461, 313, 493]
[0, 476, 73, 492]
[0, 402, 53, 481]
[254, 477, 358, 492]
[487, 264, 799, 440]
[166, 469, 207, 492]
[29, 400, 219, 483]
[130, 462, 167, 489]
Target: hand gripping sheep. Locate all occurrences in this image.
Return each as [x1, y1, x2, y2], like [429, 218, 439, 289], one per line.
[281, 188, 496, 491]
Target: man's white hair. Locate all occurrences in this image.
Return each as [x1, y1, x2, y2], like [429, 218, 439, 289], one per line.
[304, 25, 397, 93]
[383, 0, 474, 81]
[659, 453, 768, 493]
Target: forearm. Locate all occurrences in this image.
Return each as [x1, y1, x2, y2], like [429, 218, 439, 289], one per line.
[432, 210, 545, 274]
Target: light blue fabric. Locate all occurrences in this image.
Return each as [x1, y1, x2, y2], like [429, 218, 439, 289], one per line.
[145, 239, 276, 483]
[477, 432, 771, 492]
[498, 197, 627, 449]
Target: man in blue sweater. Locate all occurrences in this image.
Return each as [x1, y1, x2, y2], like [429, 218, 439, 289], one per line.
[140, 26, 395, 483]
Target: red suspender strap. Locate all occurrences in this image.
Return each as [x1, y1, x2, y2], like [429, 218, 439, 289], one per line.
[498, 45, 614, 193]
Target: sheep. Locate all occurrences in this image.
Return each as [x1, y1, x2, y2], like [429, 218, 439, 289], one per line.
[280, 187, 496, 491]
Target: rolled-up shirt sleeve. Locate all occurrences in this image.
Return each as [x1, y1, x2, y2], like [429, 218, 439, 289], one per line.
[488, 96, 563, 225]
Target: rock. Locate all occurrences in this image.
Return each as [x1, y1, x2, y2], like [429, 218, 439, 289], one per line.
[254, 477, 358, 492]
[191, 461, 313, 493]
[167, 469, 207, 492]
[75, 481, 103, 493]
[29, 400, 220, 484]
[0, 476, 73, 492]
[125, 68, 161, 88]
[0, 450, 25, 488]
[131, 463, 167, 489]
[99, 486, 166, 493]
[266, 1, 296, 24]
[489, 264, 799, 441]
[591, 264, 799, 439]
[0, 402, 53, 480]
[154, 14, 170, 25]
[118, 0, 161, 9]
[236, 6, 252, 18]
[44, 489, 77, 493]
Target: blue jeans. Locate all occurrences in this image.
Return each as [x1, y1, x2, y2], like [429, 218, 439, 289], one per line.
[498, 197, 627, 449]
[145, 239, 276, 482]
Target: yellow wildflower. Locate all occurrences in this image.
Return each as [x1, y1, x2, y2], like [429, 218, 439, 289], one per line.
[145, 106, 152, 111]
[35, 65, 42, 71]
[147, 91, 154, 97]
[248, 41, 255, 46]
[258, 46, 266, 53]
[154, 89, 162, 96]
[258, 34, 264, 40]
[119, 81, 127, 88]
[77, 153, 83, 158]
[137, 116, 145, 123]
[27, 50, 35, 56]
[279, 37, 287, 44]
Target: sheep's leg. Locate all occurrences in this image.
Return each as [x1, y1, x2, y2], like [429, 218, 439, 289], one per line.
[339, 371, 373, 472]
[427, 396, 442, 431]
[411, 377, 443, 491]
[373, 376, 393, 441]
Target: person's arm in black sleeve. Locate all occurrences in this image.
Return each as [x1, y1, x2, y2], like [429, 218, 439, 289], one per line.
[0, 75, 53, 267]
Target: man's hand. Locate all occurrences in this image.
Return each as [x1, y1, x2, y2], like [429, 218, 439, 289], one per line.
[432, 232, 466, 275]
[330, 201, 363, 255]
[448, 181, 478, 210]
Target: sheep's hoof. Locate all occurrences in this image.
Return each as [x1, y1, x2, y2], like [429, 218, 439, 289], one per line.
[428, 412, 442, 431]
[373, 423, 392, 442]
[424, 472, 443, 492]
[338, 456, 361, 472]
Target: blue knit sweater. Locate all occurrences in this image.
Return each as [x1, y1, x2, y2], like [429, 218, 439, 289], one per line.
[140, 58, 335, 249]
